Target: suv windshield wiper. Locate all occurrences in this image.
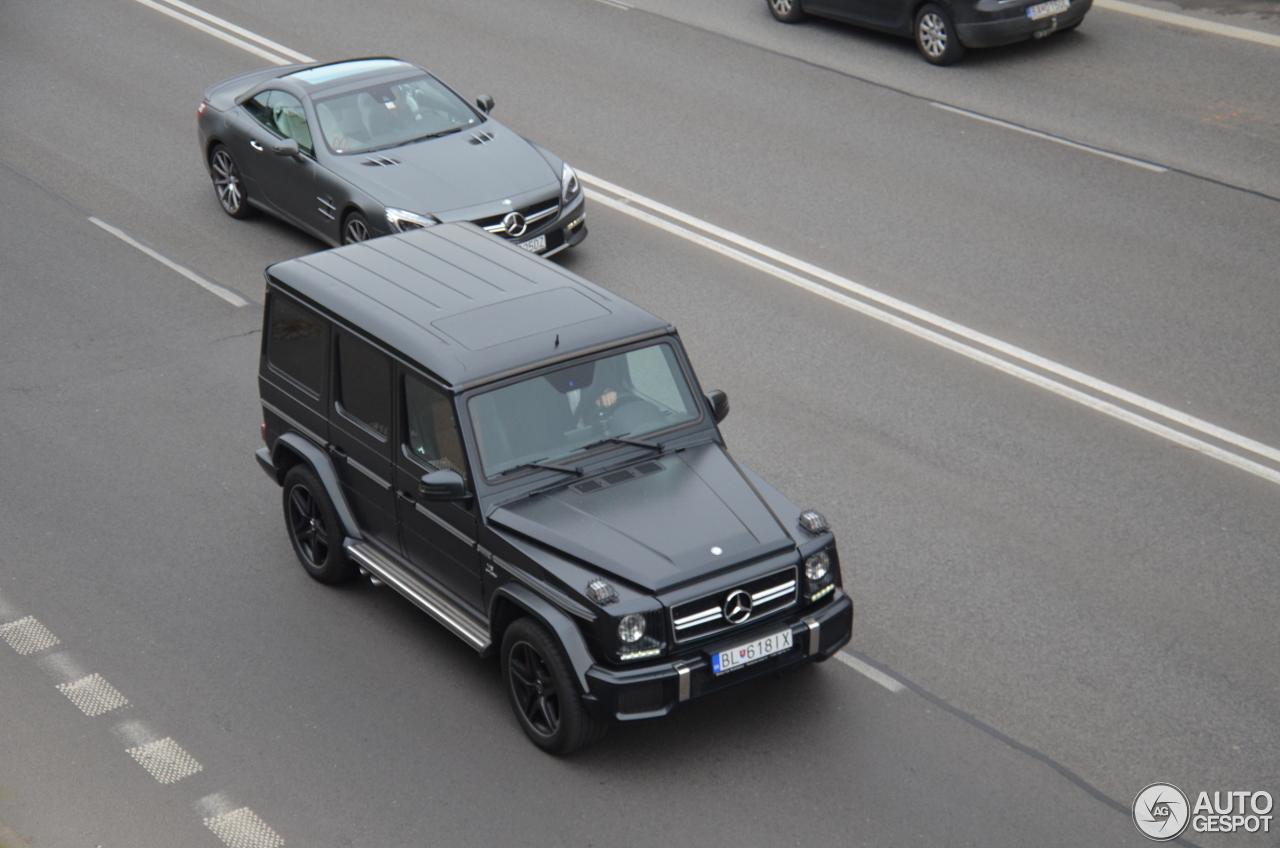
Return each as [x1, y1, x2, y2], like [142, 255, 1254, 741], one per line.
[576, 435, 664, 453]
[499, 459, 584, 478]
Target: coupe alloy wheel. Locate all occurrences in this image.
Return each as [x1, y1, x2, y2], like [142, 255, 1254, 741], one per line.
[210, 148, 247, 217]
[342, 214, 370, 244]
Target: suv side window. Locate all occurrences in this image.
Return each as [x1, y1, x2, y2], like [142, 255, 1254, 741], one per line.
[404, 374, 467, 482]
[244, 89, 313, 154]
[335, 333, 391, 438]
[267, 294, 327, 395]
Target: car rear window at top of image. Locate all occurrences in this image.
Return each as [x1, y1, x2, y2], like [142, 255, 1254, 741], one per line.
[267, 295, 327, 395]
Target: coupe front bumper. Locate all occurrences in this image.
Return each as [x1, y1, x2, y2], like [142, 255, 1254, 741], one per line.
[581, 591, 853, 722]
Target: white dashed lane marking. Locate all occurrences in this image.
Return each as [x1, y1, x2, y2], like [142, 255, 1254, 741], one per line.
[833, 652, 906, 693]
[0, 616, 60, 655]
[56, 673, 130, 716]
[203, 807, 285, 848]
[128, 737, 205, 784]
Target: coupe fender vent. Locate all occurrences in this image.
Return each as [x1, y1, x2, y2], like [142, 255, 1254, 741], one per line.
[361, 155, 400, 166]
[570, 460, 664, 495]
[467, 131, 496, 145]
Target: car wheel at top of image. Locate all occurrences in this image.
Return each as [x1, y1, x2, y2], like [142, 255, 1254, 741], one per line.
[915, 3, 966, 64]
[501, 617, 606, 755]
[768, 0, 806, 23]
[282, 465, 356, 584]
[209, 144, 251, 219]
[342, 211, 370, 245]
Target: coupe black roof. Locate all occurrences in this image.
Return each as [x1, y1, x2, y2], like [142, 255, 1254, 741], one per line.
[265, 224, 673, 389]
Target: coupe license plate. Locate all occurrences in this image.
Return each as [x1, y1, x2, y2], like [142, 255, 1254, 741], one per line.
[1027, 0, 1069, 19]
[518, 234, 547, 253]
[711, 628, 793, 675]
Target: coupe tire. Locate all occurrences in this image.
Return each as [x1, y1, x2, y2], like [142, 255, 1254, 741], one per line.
[282, 465, 356, 584]
[209, 144, 251, 219]
[342, 211, 371, 245]
[502, 617, 606, 755]
[768, 0, 806, 22]
[915, 4, 965, 65]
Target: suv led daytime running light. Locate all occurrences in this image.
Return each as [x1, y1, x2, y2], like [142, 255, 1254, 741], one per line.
[618, 647, 662, 661]
[809, 584, 835, 603]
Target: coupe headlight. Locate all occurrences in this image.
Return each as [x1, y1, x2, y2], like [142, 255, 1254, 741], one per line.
[561, 161, 580, 204]
[617, 613, 646, 644]
[804, 551, 830, 582]
[385, 207, 440, 233]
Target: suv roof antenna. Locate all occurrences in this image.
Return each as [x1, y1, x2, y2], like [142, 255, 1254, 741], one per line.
[554, 333, 560, 348]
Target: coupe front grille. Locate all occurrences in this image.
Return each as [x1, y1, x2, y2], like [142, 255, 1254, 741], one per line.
[477, 198, 561, 239]
[669, 566, 797, 644]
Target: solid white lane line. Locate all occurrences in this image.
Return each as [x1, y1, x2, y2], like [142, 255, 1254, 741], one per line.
[89, 217, 249, 307]
[129, 0, 293, 65]
[581, 173, 1280, 470]
[833, 652, 906, 693]
[152, 0, 314, 62]
[929, 103, 1169, 172]
[585, 188, 1280, 487]
[1094, 0, 1280, 48]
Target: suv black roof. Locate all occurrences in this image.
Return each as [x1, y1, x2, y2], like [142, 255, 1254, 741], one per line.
[265, 224, 672, 389]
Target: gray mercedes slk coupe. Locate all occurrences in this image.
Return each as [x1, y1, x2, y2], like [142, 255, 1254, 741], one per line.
[197, 57, 587, 255]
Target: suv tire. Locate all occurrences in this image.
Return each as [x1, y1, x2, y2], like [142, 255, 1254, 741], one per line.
[501, 617, 606, 755]
[282, 465, 356, 584]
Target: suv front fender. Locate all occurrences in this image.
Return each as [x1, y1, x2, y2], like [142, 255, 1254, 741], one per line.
[491, 582, 595, 693]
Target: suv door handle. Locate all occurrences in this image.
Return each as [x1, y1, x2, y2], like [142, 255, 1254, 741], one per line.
[327, 444, 347, 460]
[249, 140, 264, 151]
[396, 490, 415, 503]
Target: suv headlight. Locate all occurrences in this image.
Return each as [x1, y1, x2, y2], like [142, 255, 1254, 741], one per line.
[618, 613, 645, 644]
[804, 548, 837, 602]
[615, 610, 665, 661]
[561, 161, 580, 204]
[385, 207, 441, 232]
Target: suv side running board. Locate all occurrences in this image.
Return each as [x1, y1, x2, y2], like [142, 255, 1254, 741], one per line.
[344, 540, 491, 652]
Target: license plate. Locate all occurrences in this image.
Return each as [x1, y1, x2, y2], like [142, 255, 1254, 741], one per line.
[711, 628, 793, 675]
[1027, 0, 1068, 19]
[518, 234, 547, 253]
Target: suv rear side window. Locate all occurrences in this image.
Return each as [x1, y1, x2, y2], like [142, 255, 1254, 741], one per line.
[336, 333, 391, 438]
[267, 295, 327, 395]
[404, 375, 467, 481]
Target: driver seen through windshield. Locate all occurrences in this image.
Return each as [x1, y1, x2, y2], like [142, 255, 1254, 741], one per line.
[315, 75, 481, 155]
[468, 343, 701, 478]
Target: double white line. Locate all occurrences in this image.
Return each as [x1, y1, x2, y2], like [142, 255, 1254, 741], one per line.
[133, 0, 1280, 488]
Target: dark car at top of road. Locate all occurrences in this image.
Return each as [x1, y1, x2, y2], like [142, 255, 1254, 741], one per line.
[768, 0, 1091, 64]
[255, 223, 854, 753]
[198, 57, 586, 256]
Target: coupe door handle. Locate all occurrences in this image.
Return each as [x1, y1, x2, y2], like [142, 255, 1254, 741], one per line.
[249, 140, 264, 151]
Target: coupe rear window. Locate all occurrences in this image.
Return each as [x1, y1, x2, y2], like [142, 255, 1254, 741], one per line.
[286, 59, 410, 86]
[314, 75, 480, 155]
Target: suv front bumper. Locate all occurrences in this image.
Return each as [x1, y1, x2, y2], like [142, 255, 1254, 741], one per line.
[582, 591, 853, 722]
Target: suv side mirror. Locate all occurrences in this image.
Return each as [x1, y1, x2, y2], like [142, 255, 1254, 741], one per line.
[475, 94, 495, 115]
[419, 468, 467, 501]
[273, 138, 300, 157]
[706, 390, 729, 424]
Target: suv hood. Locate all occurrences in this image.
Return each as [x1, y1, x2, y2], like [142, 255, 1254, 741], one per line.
[328, 121, 559, 216]
[489, 443, 796, 593]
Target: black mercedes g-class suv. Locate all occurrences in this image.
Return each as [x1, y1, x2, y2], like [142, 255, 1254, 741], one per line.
[255, 223, 853, 753]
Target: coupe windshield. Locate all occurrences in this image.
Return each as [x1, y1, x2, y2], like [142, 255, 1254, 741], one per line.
[315, 74, 481, 155]
[469, 343, 701, 478]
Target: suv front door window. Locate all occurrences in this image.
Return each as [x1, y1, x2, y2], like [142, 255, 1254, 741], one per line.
[330, 332, 398, 551]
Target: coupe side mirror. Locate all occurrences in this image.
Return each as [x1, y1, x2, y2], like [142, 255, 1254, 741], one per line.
[706, 390, 729, 424]
[475, 94, 495, 115]
[273, 138, 300, 157]
[419, 468, 468, 501]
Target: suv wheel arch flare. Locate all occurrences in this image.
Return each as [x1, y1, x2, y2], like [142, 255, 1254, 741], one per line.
[271, 432, 364, 542]
[491, 582, 594, 693]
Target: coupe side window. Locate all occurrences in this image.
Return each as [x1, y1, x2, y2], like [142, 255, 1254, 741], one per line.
[335, 333, 391, 438]
[404, 375, 467, 481]
[245, 90, 313, 154]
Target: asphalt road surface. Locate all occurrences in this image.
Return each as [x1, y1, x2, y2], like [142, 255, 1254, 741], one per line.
[1, 1, 1277, 846]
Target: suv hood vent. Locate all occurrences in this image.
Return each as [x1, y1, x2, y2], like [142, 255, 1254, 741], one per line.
[361, 155, 400, 166]
[570, 461, 664, 495]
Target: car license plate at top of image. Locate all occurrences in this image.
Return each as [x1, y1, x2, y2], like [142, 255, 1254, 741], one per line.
[1027, 0, 1068, 18]
[518, 234, 547, 253]
[711, 628, 793, 675]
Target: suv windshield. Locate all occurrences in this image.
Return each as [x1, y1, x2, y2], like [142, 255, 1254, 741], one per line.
[469, 342, 701, 478]
[315, 74, 481, 155]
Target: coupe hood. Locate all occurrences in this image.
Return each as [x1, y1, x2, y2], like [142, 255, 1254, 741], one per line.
[329, 121, 559, 216]
[490, 444, 797, 593]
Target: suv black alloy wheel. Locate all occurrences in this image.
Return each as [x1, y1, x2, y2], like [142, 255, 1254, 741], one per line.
[502, 618, 606, 755]
[283, 465, 355, 583]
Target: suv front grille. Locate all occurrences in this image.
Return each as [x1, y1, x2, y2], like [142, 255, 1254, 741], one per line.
[477, 198, 561, 239]
[670, 566, 797, 644]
